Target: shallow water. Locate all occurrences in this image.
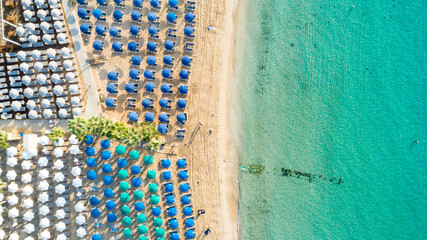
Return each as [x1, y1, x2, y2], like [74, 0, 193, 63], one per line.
[234, 0, 427, 239]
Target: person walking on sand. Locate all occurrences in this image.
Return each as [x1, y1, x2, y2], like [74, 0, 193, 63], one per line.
[204, 225, 211, 236]
[199, 121, 203, 127]
[198, 209, 206, 216]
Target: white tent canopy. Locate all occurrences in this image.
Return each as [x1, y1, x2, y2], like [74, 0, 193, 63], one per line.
[39, 169, 50, 179]
[40, 218, 50, 228]
[51, 8, 61, 18]
[16, 26, 26, 37]
[54, 172, 65, 182]
[76, 215, 86, 225]
[71, 166, 81, 176]
[9, 233, 19, 240]
[56, 221, 66, 232]
[26, 23, 36, 33]
[8, 208, 19, 218]
[7, 157, 18, 167]
[61, 47, 71, 57]
[76, 227, 86, 237]
[39, 205, 49, 216]
[38, 136, 50, 146]
[57, 234, 67, 240]
[17, 51, 26, 61]
[65, 72, 75, 81]
[20, 62, 30, 72]
[36, 73, 47, 84]
[69, 85, 79, 94]
[69, 135, 79, 144]
[55, 197, 66, 207]
[69, 145, 80, 155]
[23, 10, 34, 20]
[23, 88, 34, 98]
[41, 99, 51, 108]
[40, 21, 49, 31]
[26, 100, 36, 110]
[58, 109, 68, 118]
[51, 73, 61, 83]
[54, 137, 64, 146]
[54, 160, 64, 170]
[39, 180, 49, 191]
[43, 109, 53, 118]
[55, 184, 66, 194]
[56, 209, 66, 219]
[46, 48, 56, 58]
[34, 61, 44, 72]
[39, 87, 49, 97]
[23, 211, 35, 221]
[38, 157, 49, 167]
[23, 199, 34, 209]
[22, 185, 34, 196]
[28, 35, 38, 44]
[63, 60, 73, 69]
[24, 223, 35, 234]
[39, 192, 49, 203]
[6, 170, 17, 180]
[21, 173, 32, 184]
[72, 178, 82, 188]
[22, 160, 33, 170]
[7, 146, 17, 156]
[54, 21, 64, 30]
[40, 231, 51, 240]
[48, 61, 58, 71]
[8, 183, 18, 193]
[32, 49, 41, 59]
[53, 85, 64, 96]
[7, 195, 18, 205]
[74, 202, 85, 212]
[53, 147, 64, 157]
[22, 75, 32, 86]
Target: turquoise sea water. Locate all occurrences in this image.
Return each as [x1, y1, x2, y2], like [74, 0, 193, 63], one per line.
[234, 0, 427, 239]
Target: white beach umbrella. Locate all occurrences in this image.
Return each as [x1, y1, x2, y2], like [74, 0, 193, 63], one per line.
[26, 100, 36, 110]
[28, 35, 38, 45]
[35, 0, 46, 7]
[24, 223, 35, 234]
[69, 84, 79, 94]
[72, 178, 82, 188]
[23, 199, 34, 209]
[56, 98, 66, 108]
[49, 61, 58, 71]
[6, 170, 17, 180]
[74, 202, 85, 213]
[38, 180, 49, 191]
[20, 63, 30, 72]
[0, 216, 2, 225]
[39, 11, 48, 20]
[22, 0, 32, 7]
[7, 146, 17, 156]
[22, 75, 32, 86]
[22, 173, 32, 184]
[23, 211, 35, 221]
[69, 145, 80, 155]
[72, 108, 82, 117]
[58, 108, 68, 118]
[24, 10, 34, 20]
[26, 23, 36, 33]
[63, 60, 73, 69]
[7, 157, 18, 167]
[54, 172, 65, 182]
[71, 96, 81, 106]
[22, 149, 36, 159]
[69, 135, 79, 144]
[0, 194, 4, 202]
[17, 51, 27, 61]
[53, 85, 64, 96]
[8, 233, 19, 240]
[24, 88, 34, 98]
[22, 160, 33, 170]
[56, 221, 66, 232]
[10, 90, 21, 100]
[56, 209, 66, 219]
[40, 231, 51, 240]
[39, 169, 50, 179]
[54, 160, 64, 170]
[41, 99, 51, 108]
[51, 8, 61, 18]
[51, 73, 61, 83]
[34, 61, 44, 72]
[16, 26, 26, 37]
[32, 49, 41, 59]
[61, 47, 71, 57]
[43, 33, 54, 44]
[28, 110, 38, 119]
[39, 136, 49, 145]
[57, 33, 66, 42]
[40, 218, 50, 228]
[49, 0, 58, 5]
[53, 147, 64, 157]
[39, 192, 49, 203]
[40, 22, 50, 33]
[71, 166, 82, 177]
[0, 231, 5, 240]
[22, 185, 34, 196]
[9, 208, 19, 218]
[43, 109, 53, 118]
[7, 195, 18, 205]
[46, 48, 56, 59]
[39, 87, 49, 98]
[76, 227, 87, 237]
[36, 73, 47, 84]
[8, 183, 18, 193]
[57, 234, 67, 240]
[54, 21, 64, 30]
[54, 137, 64, 146]
[65, 72, 75, 82]
[38, 157, 49, 167]
[76, 215, 86, 225]
[39, 205, 49, 216]
[24, 236, 34, 240]
[11, 101, 22, 110]
[55, 197, 66, 207]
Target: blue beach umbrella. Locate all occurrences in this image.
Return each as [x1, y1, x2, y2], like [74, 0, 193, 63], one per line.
[135, 202, 145, 211]
[169, 219, 178, 229]
[182, 56, 192, 66]
[164, 55, 173, 65]
[177, 159, 187, 168]
[101, 150, 111, 160]
[132, 177, 142, 187]
[147, 56, 157, 65]
[144, 69, 153, 79]
[145, 112, 155, 122]
[92, 234, 101, 240]
[77, 0, 86, 3]
[131, 10, 141, 21]
[80, 23, 90, 33]
[145, 82, 155, 92]
[167, 207, 177, 217]
[181, 195, 190, 205]
[185, 12, 195, 22]
[93, 40, 103, 50]
[113, 10, 123, 20]
[132, 55, 142, 65]
[167, 12, 176, 23]
[131, 165, 141, 174]
[166, 195, 175, 204]
[125, 83, 135, 93]
[133, 0, 143, 7]
[117, 158, 128, 168]
[107, 213, 117, 222]
[147, 41, 157, 51]
[104, 188, 114, 198]
[77, 8, 88, 19]
[159, 113, 169, 123]
[86, 157, 96, 167]
[142, 98, 152, 108]
[97, 0, 106, 4]
[161, 84, 170, 93]
[114, 0, 123, 4]
[106, 83, 116, 93]
[85, 146, 95, 156]
[162, 69, 171, 78]
[182, 206, 192, 216]
[128, 41, 138, 51]
[177, 113, 186, 123]
[162, 171, 172, 180]
[152, 207, 161, 216]
[179, 70, 189, 79]
[150, 0, 160, 7]
[164, 183, 174, 193]
[158, 124, 168, 134]
[84, 135, 93, 144]
[147, 12, 157, 22]
[170, 232, 180, 240]
[180, 183, 190, 192]
[90, 196, 100, 206]
[109, 27, 119, 37]
[130, 25, 140, 35]
[185, 230, 195, 239]
[112, 41, 122, 51]
[102, 164, 112, 173]
[161, 158, 171, 168]
[169, 0, 178, 7]
[159, 98, 169, 108]
[129, 69, 139, 79]
[108, 71, 118, 80]
[106, 200, 115, 210]
[165, 40, 174, 50]
[101, 139, 110, 149]
[177, 99, 187, 108]
[91, 208, 101, 218]
[178, 170, 188, 180]
[87, 170, 97, 180]
[184, 26, 194, 36]
[95, 25, 106, 35]
[103, 175, 113, 185]
[128, 112, 138, 122]
[148, 25, 158, 35]
[179, 85, 189, 94]
[185, 218, 195, 228]
[93, 9, 102, 19]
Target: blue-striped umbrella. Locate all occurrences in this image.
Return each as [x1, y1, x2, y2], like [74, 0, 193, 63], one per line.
[130, 25, 140, 35]
[150, 0, 160, 7]
[132, 177, 142, 187]
[103, 175, 113, 185]
[91, 208, 101, 218]
[166, 195, 175, 204]
[159, 113, 169, 123]
[112, 41, 122, 51]
[179, 85, 189, 94]
[179, 69, 189, 79]
[113, 10, 123, 20]
[104, 97, 114, 106]
[159, 98, 169, 108]
[131, 165, 141, 174]
[101, 150, 111, 160]
[93, 9, 102, 19]
[128, 112, 138, 122]
[95, 25, 106, 35]
[165, 40, 175, 50]
[145, 112, 155, 122]
[147, 41, 157, 51]
[125, 83, 135, 93]
[162, 171, 172, 180]
[148, 25, 158, 35]
[185, 230, 195, 239]
[106, 83, 116, 93]
[185, 218, 195, 227]
[182, 56, 192, 65]
[144, 69, 154, 79]
[101, 139, 110, 149]
[85, 146, 95, 156]
[117, 158, 127, 168]
[86, 157, 96, 167]
[107, 213, 117, 222]
[164, 183, 174, 192]
[84, 135, 93, 144]
[177, 113, 186, 123]
[129, 69, 139, 79]
[161, 159, 171, 168]
[102, 164, 112, 173]
[167, 12, 177, 23]
[164, 55, 173, 65]
[177, 159, 187, 168]
[128, 41, 138, 51]
[135, 202, 145, 211]
[80, 23, 90, 33]
[182, 206, 192, 216]
[147, 12, 157, 22]
[185, 12, 195, 22]
[145, 82, 155, 92]
[142, 98, 152, 108]
[152, 207, 161, 216]
[106, 200, 116, 210]
[158, 124, 168, 133]
[108, 71, 118, 80]
[180, 183, 190, 192]
[162, 68, 172, 78]
[184, 26, 194, 36]
[181, 195, 190, 205]
[169, 219, 178, 229]
[93, 40, 103, 50]
[133, 0, 143, 7]
[178, 170, 188, 180]
[167, 207, 177, 217]
[161, 83, 170, 93]
[90, 196, 100, 206]
[104, 188, 114, 198]
[77, 8, 88, 18]
[147, 56, 157, 65]
[169, 0, 178, 7]
[177, 99, 187, 108]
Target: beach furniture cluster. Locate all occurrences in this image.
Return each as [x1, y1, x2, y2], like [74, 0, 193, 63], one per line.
[0, 0, 83, 120]
[77, 0, 197, 137]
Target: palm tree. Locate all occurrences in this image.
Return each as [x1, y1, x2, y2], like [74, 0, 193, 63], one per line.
[48, 127, 65, 142]
[0, 132, 9, 149]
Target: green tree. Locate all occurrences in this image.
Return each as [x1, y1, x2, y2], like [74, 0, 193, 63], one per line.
[0, 132, 9, 149]
[48, 127, 65, 142]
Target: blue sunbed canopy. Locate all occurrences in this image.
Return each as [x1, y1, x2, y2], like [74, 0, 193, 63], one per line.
[130, 25, 140, 35]
[93, 40, 103, 50]
[109, 26, 119, 36]
[165, 183, 174, 192]
[129, 69, 139, 79]
[114, 0, 123, 4]
[169, 219, 178, 229]
[132, 177, 142, 187]
[182, 56, 192, 65]
[177, 159, 187, 168]
[180, 183, 190, 192]
[185, 218, 195, 227]
[152, 207, 161, 216]
[169, 0, 178, 7]
[182, 206, 192, 216]
[147, 12, 157, 22]
[97, 0, 106, 4]
[86, 157, 96, 167]
[159, 98, 169, 108]
[91, 208, 101, 218]
[148, 25, 158, 35]
[184, 26, 194, 36]
[142, 98, 152, 108]
[186, 230, 195, 239]
[161, 83, 170, 93]
[133, 0, 143, 7]
[108, 71, 118, 80]
[77, 8, 88, 18]
[135, 202, 145, 211]
[179, 85, 189, 94]
[128, 41, 138, 51]
[113, 10, 123, 20]
[80, 23, 90, 33]
[181, 195, 190, 204]
[167, 12, 176, 23]
[159, 113, 169, 123]
[117, 158, 127, 168]
[125, 83, 135, 93]
[103, 175, 113, 185]
[185, 12, 195, 22]
[93, 9, 102, 19]
[106, 83, 116, 93]
[170, 232, 180, 240]
[162, 171, 172, 180]
[93, 234, 101, 240]
[144, 69, 154, 79]
[131, 165, 141, 174]
[107, 213, 117, 222]
[87, 170, 97, 180]
[95, 25, 106, 35]
[90, 196, 100, 206]
[167, 207, 177, 217]
[161, 158, 171, 168]
[158, 124, 168, 133]
[179, 69, 189, 79]
[165, 40, 174, 50]
[85, 146, 95, 156]
[102, 164, 112, 173]
[112, 41, 122, 51]
[101, 150, 111, 160]
[166, 195, 175, 204]
[106, 200, 116, 210]
[177, 113, 186, 123]
[128, 111, 138, 122]
[145, 112, 155, 122]
[145, 82, 155, 92]
[131, 10, 141, 21]
[150, 0, 160, 7]
[164, 55, 173, 65]
[77, 0, 86, 3]
[147, 41, 157, 51]
[104, 188, 114, 198]
[84, 135, 93, 144]
[132, 55, 142, 65]
[178, 170, 188, 180]
[162, 68, 171, 78]
[147, 56, 157, 65]
[101, 139, 110, 149]
[177, 99, 187, 108]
